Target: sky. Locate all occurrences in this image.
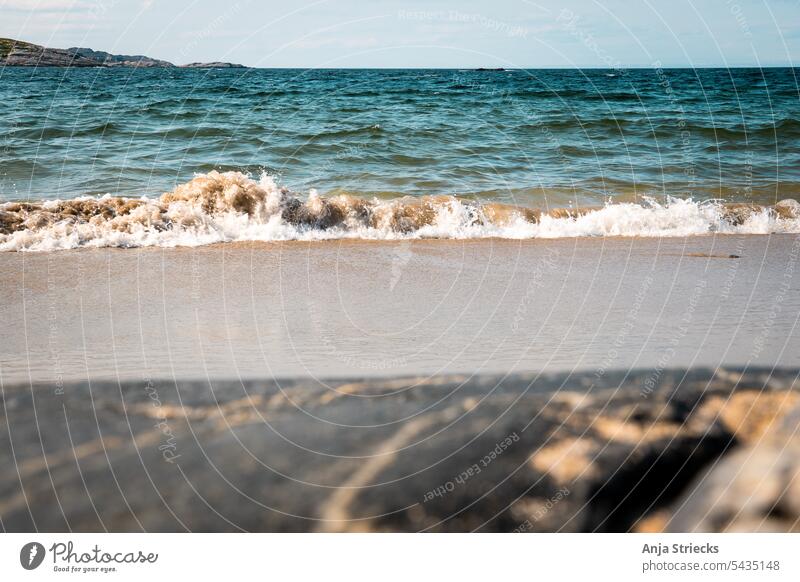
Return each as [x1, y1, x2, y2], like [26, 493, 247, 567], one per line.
[2, 0, 799, 68]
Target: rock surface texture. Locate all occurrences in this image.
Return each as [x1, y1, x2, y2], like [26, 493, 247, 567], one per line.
[1, 368, 797, 532]
[651, 391, 800, 532]
[1, 38, 100, 67]
[181, 62, 247, 68]
[67, 47, 174, 67]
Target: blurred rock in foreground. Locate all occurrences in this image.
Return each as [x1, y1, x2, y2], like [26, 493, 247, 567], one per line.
[641, 386, 800, 533]
[0, 368, 797, 532]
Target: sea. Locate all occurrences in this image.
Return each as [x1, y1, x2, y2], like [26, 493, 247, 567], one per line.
[1, 67, 799, 250]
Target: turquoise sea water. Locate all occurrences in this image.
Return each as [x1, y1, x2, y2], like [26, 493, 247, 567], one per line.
[2, 67, 799, 205]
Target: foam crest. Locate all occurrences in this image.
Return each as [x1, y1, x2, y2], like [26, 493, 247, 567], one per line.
[1, 171, 799, 251]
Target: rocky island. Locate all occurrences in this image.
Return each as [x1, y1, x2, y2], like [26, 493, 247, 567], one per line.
[182, 61, 247, 68]
[0, 38, 246, 68]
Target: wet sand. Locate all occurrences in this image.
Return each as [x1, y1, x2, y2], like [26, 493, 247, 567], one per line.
[1, 234, 799, 384]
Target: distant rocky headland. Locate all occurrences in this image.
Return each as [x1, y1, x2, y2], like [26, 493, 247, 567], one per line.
[0, 38, 246, 68]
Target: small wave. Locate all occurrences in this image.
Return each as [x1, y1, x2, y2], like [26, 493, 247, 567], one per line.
[1, 171, 799, 251]
[310, 124, 384, 139]
[653, 121, 800, 141]
[140, 97, 212, 108]
[520, 117, 639, 133]
[11, 122, 121, 139]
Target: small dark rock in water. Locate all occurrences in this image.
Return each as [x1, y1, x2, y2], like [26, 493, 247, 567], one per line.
[1, 367, 796, 532]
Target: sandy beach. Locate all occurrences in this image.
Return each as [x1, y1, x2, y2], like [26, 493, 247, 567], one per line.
[1, 234, 798, 384]
[1, 234, 799, 532]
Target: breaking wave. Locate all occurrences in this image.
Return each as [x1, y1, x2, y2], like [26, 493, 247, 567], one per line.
[2, 171, 799, 251]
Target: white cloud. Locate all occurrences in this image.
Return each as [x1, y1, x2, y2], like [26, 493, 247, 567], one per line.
[2, 0, 93, 10]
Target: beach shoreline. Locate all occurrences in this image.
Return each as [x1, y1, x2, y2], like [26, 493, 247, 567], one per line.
[2, 170, 799, 252]
[2, 233, 798, 384]
[2, 224, 798, 533]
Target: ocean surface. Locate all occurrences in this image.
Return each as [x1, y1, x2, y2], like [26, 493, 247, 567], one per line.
[1, 67, 800, 250]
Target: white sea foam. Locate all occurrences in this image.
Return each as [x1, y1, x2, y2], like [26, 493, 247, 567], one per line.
[1, 171, 798, 251]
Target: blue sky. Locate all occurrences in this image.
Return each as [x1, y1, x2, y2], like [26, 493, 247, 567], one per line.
[2, 0, 799, 67]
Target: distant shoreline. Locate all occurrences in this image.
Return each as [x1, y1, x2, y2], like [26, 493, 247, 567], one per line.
[0, 37, 246, 68]
[2, 39, 798, 70]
